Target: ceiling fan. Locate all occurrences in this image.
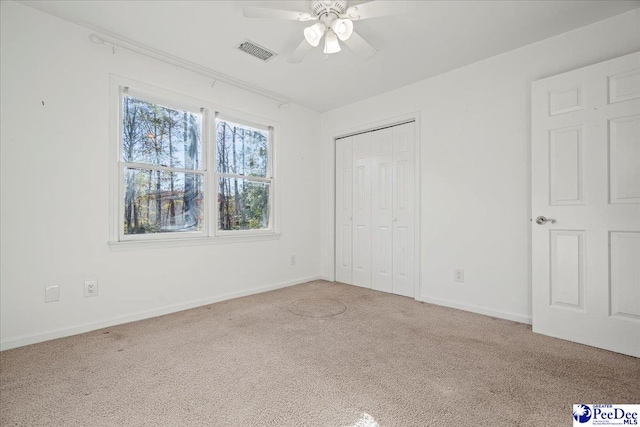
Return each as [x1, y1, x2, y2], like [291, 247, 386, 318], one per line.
[243, 1, 415, 63]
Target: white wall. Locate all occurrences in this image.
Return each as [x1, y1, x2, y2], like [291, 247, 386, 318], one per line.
[320, 9, 640, 323]
[0, 1, 322, 349]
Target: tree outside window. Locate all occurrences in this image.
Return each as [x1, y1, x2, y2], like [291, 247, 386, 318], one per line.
[120, 92, 204, 237]
[216, 118, 272, 231]
[114, 81, 276, 244]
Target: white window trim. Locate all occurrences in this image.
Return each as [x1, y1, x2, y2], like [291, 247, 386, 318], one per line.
[108, 75, 280, 250]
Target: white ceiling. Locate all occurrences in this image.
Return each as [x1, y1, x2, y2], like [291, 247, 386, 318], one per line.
[19, 0, 640, 112]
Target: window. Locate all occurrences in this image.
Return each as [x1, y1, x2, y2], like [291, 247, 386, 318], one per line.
[111, 78, 277, 246]
[119, 88, 206, 240]
[215, 117, 273, 232]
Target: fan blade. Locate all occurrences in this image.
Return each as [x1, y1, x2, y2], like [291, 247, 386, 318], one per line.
[344, 0, 416, 21]
[343, 30, 378, 60]
[288, 39, 314, 63]
[243, 7, 315, 21]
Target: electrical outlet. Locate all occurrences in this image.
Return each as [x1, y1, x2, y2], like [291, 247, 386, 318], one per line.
[45, 284, 60, 303]
[84, 279, 98, 298]
[290, 255, 296, 265]
[454, 269, 464, 283]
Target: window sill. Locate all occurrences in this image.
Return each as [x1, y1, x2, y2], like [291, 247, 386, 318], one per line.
[108, 232, 281, 251]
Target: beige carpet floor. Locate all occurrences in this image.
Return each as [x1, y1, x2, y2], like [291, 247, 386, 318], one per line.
[1, 280, 638, 426]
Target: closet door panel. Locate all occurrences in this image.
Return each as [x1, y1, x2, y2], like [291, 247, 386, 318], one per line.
[335, 137, 353, 284]
[371, 128, 394, 292]
[392, 122, 416, 297]
[352, 132, 373, 288]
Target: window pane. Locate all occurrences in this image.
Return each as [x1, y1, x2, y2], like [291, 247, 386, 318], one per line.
[216, 120, 268, 177]
[124, 168, 203, 235]
[122, 95, 202, 170]
[218, 177, 270, 230]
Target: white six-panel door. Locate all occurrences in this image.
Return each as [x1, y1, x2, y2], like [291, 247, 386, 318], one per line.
[336, 122, 416, 297]
[532, 52, 640, 357]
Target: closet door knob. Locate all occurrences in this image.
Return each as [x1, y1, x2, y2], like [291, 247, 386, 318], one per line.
[393, 217, 398, 222]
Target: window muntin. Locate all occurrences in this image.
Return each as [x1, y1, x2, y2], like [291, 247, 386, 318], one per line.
[120, 91, 205, 239]
[215, 118, 272, 232]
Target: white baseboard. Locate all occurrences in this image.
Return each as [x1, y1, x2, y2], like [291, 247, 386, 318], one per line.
[417, 295, 532, 325]
[0, 275, 321, 351]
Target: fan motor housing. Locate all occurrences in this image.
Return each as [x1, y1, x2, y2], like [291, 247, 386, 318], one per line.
[311, 0, 348, 18]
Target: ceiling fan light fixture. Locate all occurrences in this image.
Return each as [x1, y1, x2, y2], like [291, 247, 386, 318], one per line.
[331, 18, 353, 41]
[323, 31, 341, 54]
[304, 22, 326, 47]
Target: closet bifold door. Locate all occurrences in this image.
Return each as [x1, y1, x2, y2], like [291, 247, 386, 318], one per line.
[352, 132, 373, 288]
[335, 121, 415, 295]
[392, 122, 415, 297]
[335, 136, 353, 285]
[371, 127, 394, 292]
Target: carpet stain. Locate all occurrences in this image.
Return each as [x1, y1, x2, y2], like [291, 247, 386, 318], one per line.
[288, 298, 348, 318]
